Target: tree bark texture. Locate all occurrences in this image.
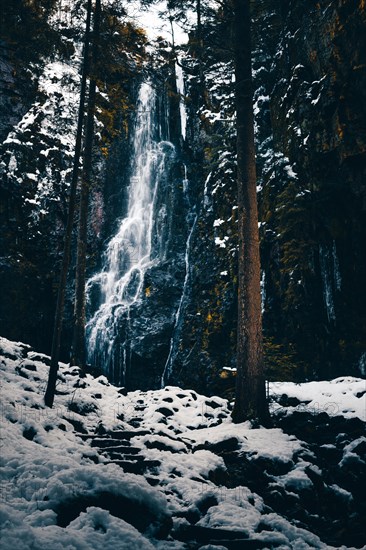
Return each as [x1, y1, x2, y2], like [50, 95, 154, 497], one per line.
[232, 0, 268, 423]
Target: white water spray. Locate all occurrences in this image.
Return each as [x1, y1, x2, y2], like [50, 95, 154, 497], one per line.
[175, 61, 187, 140]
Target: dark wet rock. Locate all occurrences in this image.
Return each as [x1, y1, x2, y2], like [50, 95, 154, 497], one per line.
[145, 477, 160, 487]
[275, 411, 365, 446]
[56, 490, 171, 538]
[194, 437, 239, 455]
[355, 390, 366, 399]
[95, 423, 108, 436]
[91, 438, 131, 448]
[179, 507, 201, 525]
[23, 426, 37, 441]
[63, 368, 81, 377]
[22, 362, 37, 372]
[196, 494, 218, 515]
[15, 367, 29, 379]
[144, 439, 187, 454]
[250, 455, 294, 476]
[156, 431, 192, 449]
[208, 467, 228, 486]
[1, 349, 17, 361]
[173, 523, 277, 548]
[73, 379, 88, 389]
[110, 459, 161, 476]
[156, 407, 174, 417]
[335, 433, 352, 448]
[205, 399, 222, 409]
[64, 417, 88, 435]
[204, 410, 366, 548]
[68, 400, 98, 415]
[82, 453, 99, 464]
[28, 353, 51, 366]
[106, 429, 150, 439]
[129, 419, 142, 428]
[317, 444, 342, 464]
[352, 439, 366, 460]
[278, 394, 308, 407]
[100, 445, 140, 455]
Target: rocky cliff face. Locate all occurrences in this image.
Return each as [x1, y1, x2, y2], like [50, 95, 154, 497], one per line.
[257, 0, 366, 379]
[0, 0, 65, 350]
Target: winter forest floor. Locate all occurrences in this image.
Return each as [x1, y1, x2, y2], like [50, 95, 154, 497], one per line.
[0, 336, 365, 550]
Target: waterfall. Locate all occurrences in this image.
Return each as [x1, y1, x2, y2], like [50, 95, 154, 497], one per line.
[332, 240, 342, 291]
[260, 270, 266, 314]
[175, 62, 187, 141]
[319, 243, 336, 323]
[161, 214, 197, 387]
[86, 81, 175, 384]
[358, 352, 366, 376]
[319, 242, 342, 323]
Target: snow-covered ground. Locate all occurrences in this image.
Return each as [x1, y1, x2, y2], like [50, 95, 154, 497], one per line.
[270, 379, 366, 421]
[0, 336, 365, 549]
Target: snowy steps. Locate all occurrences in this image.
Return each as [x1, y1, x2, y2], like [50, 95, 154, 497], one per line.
[86, 427, 276, 546]
[72, 405, 363, 547]
[174, 524, 279, 548]
[76, 422, 277, 546]
[78, 428, 162, 476]
[77, 429, 150, 440]
[90, 438, 132, 448]
[106, 459, 161, 475]
[97, 445, 139, 454]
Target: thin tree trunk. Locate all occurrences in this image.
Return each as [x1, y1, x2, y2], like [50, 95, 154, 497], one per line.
[232, 0, 268, 424]
[196, 0, 205, 96]
[70, 0, 101, 368]
[44, 0, 93, 408]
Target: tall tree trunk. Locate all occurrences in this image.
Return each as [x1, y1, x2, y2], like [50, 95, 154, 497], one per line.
[44, 0, 93, 408]
[70, 0, 101, 369]
[196, 0, 203, 86]
[196, 0, 205, 98]
[231, 0, 268, 424]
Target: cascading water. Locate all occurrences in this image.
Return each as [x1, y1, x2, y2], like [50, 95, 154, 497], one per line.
[86, 81, 175, 384]
[175, 61, 187, 141]
[319, 242, 339, 323]
[260, 270, 266, 314]
[332, 240, 342, 291]
[160, 63, 199, 387]
[161, 214, 197, 387]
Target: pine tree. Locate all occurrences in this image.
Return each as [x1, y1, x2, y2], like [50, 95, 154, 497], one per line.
[44, 0, 93, 408]
[231, 0, 268, 424]
[71, 0, 101, 368]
